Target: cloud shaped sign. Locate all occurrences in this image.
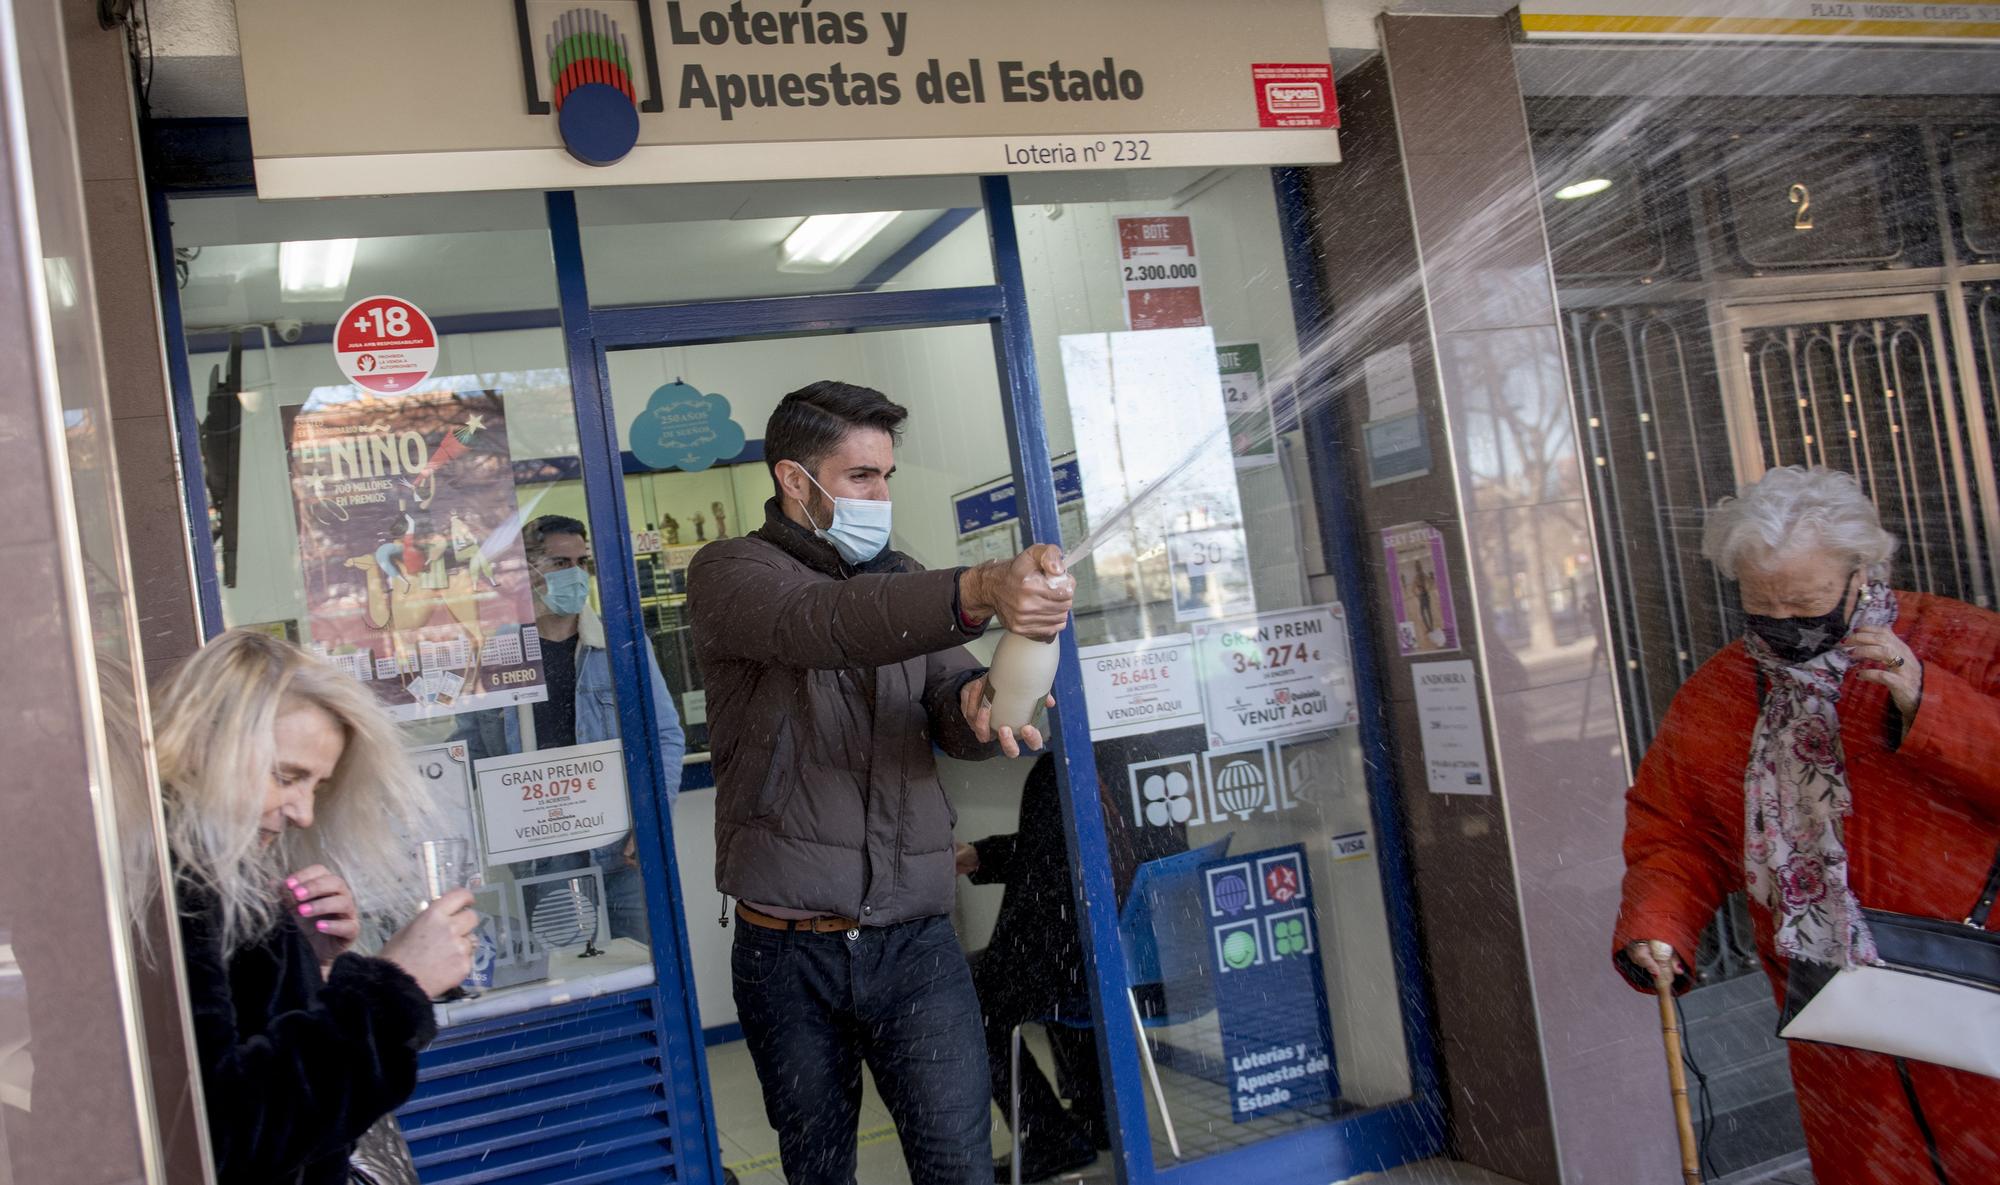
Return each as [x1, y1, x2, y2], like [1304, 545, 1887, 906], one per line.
[628, 381, 747, 472]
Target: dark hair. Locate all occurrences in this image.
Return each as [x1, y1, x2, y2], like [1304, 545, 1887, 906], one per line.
[765, 381, 907, 487]
[523, 514, 587, 559]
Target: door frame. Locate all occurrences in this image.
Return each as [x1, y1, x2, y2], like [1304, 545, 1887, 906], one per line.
[1712, 291, 1996, 605]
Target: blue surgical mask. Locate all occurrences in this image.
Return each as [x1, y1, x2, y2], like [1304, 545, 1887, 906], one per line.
[798, 467, 892, 566]
[539, 565, 591, 616]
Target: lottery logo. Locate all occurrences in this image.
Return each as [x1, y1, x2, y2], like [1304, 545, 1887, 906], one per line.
[1265, 908, 1314, 960]
[1204, 744, 1281, 821]
[1257, 853, 1306, 907]
[515, 2, 666, 168]
[1205, 862, 1255, 919]
[1215, 919, 1263, 973]
[1129, 755, 1205, 828]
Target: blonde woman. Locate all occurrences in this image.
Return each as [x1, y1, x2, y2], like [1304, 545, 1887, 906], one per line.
[149, 629, 478, 1185]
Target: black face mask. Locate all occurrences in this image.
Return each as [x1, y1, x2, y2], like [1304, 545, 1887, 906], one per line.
[1743, 577, 1860, 665]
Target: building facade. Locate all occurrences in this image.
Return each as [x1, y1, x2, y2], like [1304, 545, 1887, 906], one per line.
[1, 2, 1993, 1184]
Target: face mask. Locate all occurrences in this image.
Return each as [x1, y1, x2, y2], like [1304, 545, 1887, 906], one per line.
[1743, 576, 1859, 665]
[795, 466, 892, 565]
[539, 565, 591, 616]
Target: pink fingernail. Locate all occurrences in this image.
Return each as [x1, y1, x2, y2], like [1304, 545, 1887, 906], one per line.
[299, 903, 314, 916]
[293, 886, 309, 900]
[284, 877, 299, 889]
[316, 921, 330, 932]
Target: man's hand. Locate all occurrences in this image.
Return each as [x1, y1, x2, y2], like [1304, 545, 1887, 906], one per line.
[955, 842, 980, 876]
[959, 674, 1054, 758]
[961, 545, 1073, 640]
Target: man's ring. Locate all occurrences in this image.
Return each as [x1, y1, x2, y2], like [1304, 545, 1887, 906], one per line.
[1890, 655, 1905, 669]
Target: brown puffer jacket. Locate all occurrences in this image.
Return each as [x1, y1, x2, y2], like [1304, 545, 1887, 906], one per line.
[687, 499, 996, 926]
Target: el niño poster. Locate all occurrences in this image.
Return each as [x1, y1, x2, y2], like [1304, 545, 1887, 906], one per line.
[284, 390, 548, 720]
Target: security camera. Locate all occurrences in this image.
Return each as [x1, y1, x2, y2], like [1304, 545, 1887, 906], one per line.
[272, 318, 304, 344]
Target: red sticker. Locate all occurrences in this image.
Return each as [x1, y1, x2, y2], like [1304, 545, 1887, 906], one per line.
[333, 295, 439, 394]
[1264, 863, 1300, 905]
[1252, 63, 1338, 129]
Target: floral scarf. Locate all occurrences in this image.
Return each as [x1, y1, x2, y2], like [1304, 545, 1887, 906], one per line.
[1741, 579, 1896, 969]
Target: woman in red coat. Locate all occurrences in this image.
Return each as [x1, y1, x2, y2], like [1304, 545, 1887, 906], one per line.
[1614, 466, 2000, 1185]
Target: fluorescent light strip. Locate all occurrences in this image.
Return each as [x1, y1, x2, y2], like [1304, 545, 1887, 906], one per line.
[778, 211, 899, 272]
[279, 238, 358, 300]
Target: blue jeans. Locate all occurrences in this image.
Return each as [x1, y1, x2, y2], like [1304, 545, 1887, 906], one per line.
[733, 915, 992, 1185]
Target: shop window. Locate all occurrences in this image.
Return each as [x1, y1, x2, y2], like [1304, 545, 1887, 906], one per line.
[1012, 168, 1415, 1167]
[171, 190, 669, 1022]
[576, 178, 991, 307]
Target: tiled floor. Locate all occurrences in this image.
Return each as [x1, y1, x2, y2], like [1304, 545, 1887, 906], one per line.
[707, 1035, 1529, 1185]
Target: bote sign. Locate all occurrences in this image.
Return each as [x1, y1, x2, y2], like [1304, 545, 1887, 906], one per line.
[235, 0, 1341, 198]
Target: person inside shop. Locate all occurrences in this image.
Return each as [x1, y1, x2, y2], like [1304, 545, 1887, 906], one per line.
[460, 513, 685, 945]
[1614, 466, 2000, 1185]
[687, 379, 1072, 1185]
[147, 628, 481, 1184]
[961, 729, 1199, 1183]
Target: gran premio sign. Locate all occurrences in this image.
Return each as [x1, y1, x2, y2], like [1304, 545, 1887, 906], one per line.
[233, 0, 1339, 198]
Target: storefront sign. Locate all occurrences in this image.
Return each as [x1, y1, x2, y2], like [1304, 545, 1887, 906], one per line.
[1412, 660, 1492, 796]
[1200, 844, 1338, 1120]
[1519, 0, 2000, 43]
[476, 739, 633, 861]
[235, 1, 1340, 198]
[285, 390, 547, 721]
[1382, 523, 1459, 656]
[1078, 634, 1202, 741]
[333, 296, 438, 395]
[1217, 341, 1277, 468]
[1192, 605, 1357, 747]
[1117, 215, 1205, 330]
[628, 381, 748, 472]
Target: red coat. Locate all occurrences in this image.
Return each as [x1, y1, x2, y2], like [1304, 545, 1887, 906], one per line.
[1614, 591, 2000, 1185]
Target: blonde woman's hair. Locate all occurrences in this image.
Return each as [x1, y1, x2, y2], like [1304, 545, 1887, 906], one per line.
[149, 629, 437, 955]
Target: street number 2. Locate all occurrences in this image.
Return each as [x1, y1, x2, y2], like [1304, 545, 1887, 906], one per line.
[1789, 183, 1814, 231]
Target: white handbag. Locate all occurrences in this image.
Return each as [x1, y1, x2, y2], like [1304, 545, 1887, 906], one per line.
[1778, 844, 2000, 1080]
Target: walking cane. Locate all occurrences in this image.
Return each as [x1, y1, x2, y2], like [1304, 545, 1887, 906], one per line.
[1650, 941, 1702, 1185]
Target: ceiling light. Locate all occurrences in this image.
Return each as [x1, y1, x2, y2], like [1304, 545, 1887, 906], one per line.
[279, 238, 357, 301]
[778, 211, 899, 272]
[1554, 178, 1614, 201]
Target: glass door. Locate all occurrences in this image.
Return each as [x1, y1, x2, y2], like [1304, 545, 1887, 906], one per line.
[594, 318, 1047, 1181]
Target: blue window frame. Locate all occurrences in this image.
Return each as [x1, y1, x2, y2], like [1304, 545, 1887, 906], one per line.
[145, 128, 1443, 1183]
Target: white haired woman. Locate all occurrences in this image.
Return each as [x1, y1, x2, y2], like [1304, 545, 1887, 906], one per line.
[148, 629, 479, 1185]
[1613, 467, 2000, 1184]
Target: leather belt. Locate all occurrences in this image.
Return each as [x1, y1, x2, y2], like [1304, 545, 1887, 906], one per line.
[735, 902, 862, 934]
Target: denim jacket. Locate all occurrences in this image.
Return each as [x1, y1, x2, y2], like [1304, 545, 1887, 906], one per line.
[460, 607, 685, 861]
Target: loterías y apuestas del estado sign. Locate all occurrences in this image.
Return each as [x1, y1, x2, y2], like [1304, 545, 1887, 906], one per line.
[232, 0, 1340, 199]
